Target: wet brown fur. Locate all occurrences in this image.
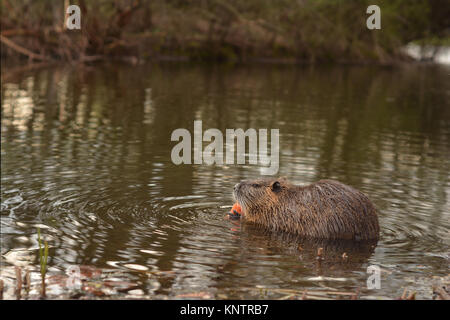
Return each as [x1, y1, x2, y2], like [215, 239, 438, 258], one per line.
[233, 178, 379, 240]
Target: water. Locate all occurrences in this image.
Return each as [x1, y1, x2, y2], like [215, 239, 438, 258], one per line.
[1, 63, 449, 299]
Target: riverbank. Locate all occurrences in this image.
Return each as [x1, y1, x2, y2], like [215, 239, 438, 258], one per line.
[1, 1, 449, 64]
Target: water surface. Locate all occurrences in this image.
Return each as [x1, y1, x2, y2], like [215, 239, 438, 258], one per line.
[1, 63, 449, 299]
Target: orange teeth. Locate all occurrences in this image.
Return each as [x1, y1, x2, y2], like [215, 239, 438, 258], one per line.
[230, 202, 242, 215]
[226, 202, 242, 220]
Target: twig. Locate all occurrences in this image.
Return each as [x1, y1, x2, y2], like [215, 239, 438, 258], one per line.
[243, 286, 358, 298]
[316, 247, 324, 261]
[278, 293, 296, 300]
[300, 294, 335, 300]
[351, 287, 360, 300]
[24, 270, 31, 297]
[0, 35, 50, 61]
[316, 247, 324, 271]
[401, 288, 408, 300]
[1, 29, 39, 37]
[15, 266, 22, 300]
[433, 285, 450, 300]
[399, 288, 416, 300]
[407, 291, 416, 300]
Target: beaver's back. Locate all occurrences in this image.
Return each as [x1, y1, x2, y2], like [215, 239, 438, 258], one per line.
[290, 180, 379, 240]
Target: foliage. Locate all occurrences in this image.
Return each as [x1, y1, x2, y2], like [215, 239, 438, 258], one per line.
[1, 0, 448, 63]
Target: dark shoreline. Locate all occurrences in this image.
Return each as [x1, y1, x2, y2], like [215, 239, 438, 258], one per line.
[2, 1, 448, 66]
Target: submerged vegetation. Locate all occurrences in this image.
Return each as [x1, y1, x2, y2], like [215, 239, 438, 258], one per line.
[1, 243, 448, 299]
[1, 0, 449, 64]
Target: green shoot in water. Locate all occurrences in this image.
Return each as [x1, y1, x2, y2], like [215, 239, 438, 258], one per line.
[37, 227, 48, 297]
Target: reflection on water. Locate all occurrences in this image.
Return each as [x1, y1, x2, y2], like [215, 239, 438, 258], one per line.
[1, 63, 449, 299]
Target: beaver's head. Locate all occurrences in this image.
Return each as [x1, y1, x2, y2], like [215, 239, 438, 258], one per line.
[233, 178, 290, 219]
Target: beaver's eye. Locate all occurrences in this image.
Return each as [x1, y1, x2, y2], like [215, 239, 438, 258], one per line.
[271, 181, 281, 192]
[251, 184, 259, 187]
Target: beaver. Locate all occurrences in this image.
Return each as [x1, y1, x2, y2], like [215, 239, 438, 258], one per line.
[233, 178, 379, 240]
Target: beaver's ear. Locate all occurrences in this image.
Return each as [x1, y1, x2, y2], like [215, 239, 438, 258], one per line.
[271, 181, 282, 192]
